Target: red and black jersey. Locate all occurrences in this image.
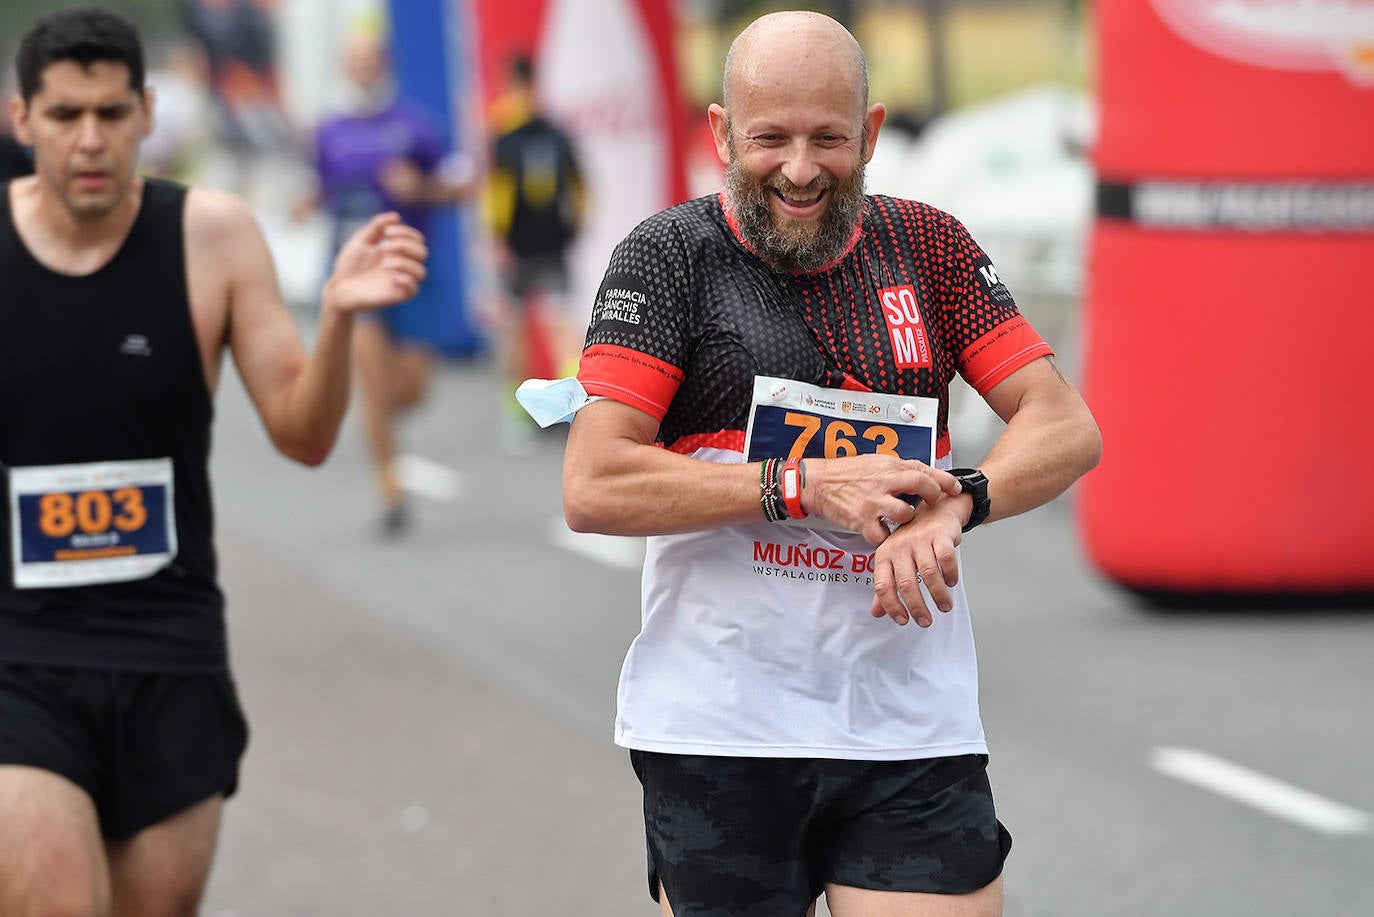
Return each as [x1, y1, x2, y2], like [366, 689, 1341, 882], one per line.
[578, 193, 1051, 460]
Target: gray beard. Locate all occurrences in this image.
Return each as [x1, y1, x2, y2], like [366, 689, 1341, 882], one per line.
[725, 157, 866, 274]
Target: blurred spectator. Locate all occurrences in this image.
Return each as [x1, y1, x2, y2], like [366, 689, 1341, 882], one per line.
[181, 0, 290, 156]
[485, 53, 585, 449]
[142, 40, 214, 181]
[180, 0, 299, 204]
[297, 27, 471, 534]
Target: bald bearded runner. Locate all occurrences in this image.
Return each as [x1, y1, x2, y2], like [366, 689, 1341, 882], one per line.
[558, 10, 1101, 917]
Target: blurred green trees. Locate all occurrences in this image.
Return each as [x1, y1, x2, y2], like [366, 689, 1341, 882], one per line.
[1, 0, 181, 53]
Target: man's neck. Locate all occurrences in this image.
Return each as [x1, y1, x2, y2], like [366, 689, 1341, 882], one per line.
[11, 175, 144, 276]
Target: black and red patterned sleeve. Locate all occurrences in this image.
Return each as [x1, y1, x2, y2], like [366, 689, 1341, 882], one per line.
[577, 211, 692, 421]
[928, 210, 1053, 396]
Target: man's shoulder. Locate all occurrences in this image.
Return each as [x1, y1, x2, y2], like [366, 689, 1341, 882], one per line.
[182, 185, 261, 252]
[624, 194, 722, 244]
[865, 193, 961, 229]
[497, 115, 569, 151]
[313, 110, 355, 140]
[184, 185, 254, 224]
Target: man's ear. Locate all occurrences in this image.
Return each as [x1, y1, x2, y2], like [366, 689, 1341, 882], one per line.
[861, 102, 885, 164]
[707, 102, 731, 166]
[141, 86, 156, 139]
[9, 95, 32, 146]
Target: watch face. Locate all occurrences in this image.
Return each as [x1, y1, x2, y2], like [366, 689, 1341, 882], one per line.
[951, 468, 985, 490]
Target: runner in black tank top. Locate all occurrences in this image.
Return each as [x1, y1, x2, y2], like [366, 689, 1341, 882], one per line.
[0, 178, 225, 672]
[0, 9, 429, 914]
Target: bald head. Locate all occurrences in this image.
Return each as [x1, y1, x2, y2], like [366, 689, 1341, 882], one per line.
[722, 11, 868, 115]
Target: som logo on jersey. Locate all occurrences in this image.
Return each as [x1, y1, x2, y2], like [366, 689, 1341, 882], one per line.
[878, 284, 932, 370]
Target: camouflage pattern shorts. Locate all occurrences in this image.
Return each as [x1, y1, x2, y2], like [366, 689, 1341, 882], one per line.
[629, 751, 1011, 916]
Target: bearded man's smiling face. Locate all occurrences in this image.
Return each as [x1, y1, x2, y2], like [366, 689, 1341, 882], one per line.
[708, 13, 885, 273]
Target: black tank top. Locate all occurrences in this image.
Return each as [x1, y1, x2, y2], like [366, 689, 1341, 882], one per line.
[0, 178, 225, 672]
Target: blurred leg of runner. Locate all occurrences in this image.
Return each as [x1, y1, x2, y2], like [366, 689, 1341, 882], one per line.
[0, 766, 224, 915]
[497, 260, 545, 453]
[106, 795, 224, 915]
[353, 320, 434, 533]
[544, 286, 586, 381]
[0, 766, 110, 914]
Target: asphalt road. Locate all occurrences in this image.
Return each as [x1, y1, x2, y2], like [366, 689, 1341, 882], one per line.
[198, 313, 1373, 916]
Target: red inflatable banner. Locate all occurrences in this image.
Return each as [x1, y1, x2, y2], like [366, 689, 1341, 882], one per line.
[1079, 0, 1374, 595]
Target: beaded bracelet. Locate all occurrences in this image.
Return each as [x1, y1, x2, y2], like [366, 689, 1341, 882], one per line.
[759, 458, 788, 522]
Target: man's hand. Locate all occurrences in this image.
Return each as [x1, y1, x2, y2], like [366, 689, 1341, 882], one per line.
[868, 492, 970, 627]
[323, 212, 428, 315]
[801, 454, 962, 546]
[379, 158, 427, 205]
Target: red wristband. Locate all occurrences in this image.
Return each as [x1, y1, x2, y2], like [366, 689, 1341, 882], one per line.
[780, 457, 807, 520]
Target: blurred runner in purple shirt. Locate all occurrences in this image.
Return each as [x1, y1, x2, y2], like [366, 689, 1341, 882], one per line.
[301, 28, 470, 534]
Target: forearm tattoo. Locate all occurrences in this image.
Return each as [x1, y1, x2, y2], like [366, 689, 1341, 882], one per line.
[1044, 355, 1071, 388]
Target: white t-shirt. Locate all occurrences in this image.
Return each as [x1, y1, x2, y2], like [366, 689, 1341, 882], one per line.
[613, 449, 988, 760]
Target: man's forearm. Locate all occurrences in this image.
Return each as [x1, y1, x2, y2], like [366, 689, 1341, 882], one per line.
[271, 299, 355, 466]
[563, 439, 766, 536]
[977, 398, 1101, 525]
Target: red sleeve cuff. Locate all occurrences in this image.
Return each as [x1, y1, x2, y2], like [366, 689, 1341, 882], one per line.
[960, 315, 1054, 395]
[578, 343, 685, 421]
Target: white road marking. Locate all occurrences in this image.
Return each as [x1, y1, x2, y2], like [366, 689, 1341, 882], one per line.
[547, 517, 645, 570]
[1151, 746, 1373, 836]
[395, 454, 463, 502]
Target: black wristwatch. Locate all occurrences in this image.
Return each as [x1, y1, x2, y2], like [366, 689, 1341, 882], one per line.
[949, 468, 990, 533]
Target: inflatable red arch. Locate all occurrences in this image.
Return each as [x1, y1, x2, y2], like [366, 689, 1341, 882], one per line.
[1078, 0, 1374, 596]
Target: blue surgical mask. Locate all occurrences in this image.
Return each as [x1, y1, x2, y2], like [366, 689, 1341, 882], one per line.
[515, 376, 599, 427]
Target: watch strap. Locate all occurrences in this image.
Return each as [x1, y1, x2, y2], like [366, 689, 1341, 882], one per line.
[949, 467, 990, 533]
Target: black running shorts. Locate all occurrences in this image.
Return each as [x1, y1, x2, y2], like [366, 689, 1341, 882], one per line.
[0, 662, 249, 839]
[630, 751, 1012, 916]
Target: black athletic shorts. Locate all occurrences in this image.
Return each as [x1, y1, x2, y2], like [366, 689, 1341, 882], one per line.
[0, 662, 249, 839]
[630, 750, 1012, 916]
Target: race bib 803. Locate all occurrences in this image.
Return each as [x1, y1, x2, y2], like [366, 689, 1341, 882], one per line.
[7, 458, 177, 589]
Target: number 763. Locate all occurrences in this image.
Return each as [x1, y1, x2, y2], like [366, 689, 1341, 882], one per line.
[783, 411, 900, 459]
